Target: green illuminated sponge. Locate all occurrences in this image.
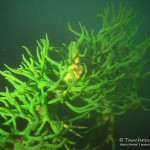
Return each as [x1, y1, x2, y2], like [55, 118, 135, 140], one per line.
[0, 4, 150, 150]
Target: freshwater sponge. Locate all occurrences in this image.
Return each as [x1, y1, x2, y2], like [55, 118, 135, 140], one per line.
[0, 4, 150, 150]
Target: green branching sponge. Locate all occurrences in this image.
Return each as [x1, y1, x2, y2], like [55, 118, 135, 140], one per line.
[0, 4, 150, 150]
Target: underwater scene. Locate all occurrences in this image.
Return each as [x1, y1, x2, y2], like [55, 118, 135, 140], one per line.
[0, 0, 150, 150]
